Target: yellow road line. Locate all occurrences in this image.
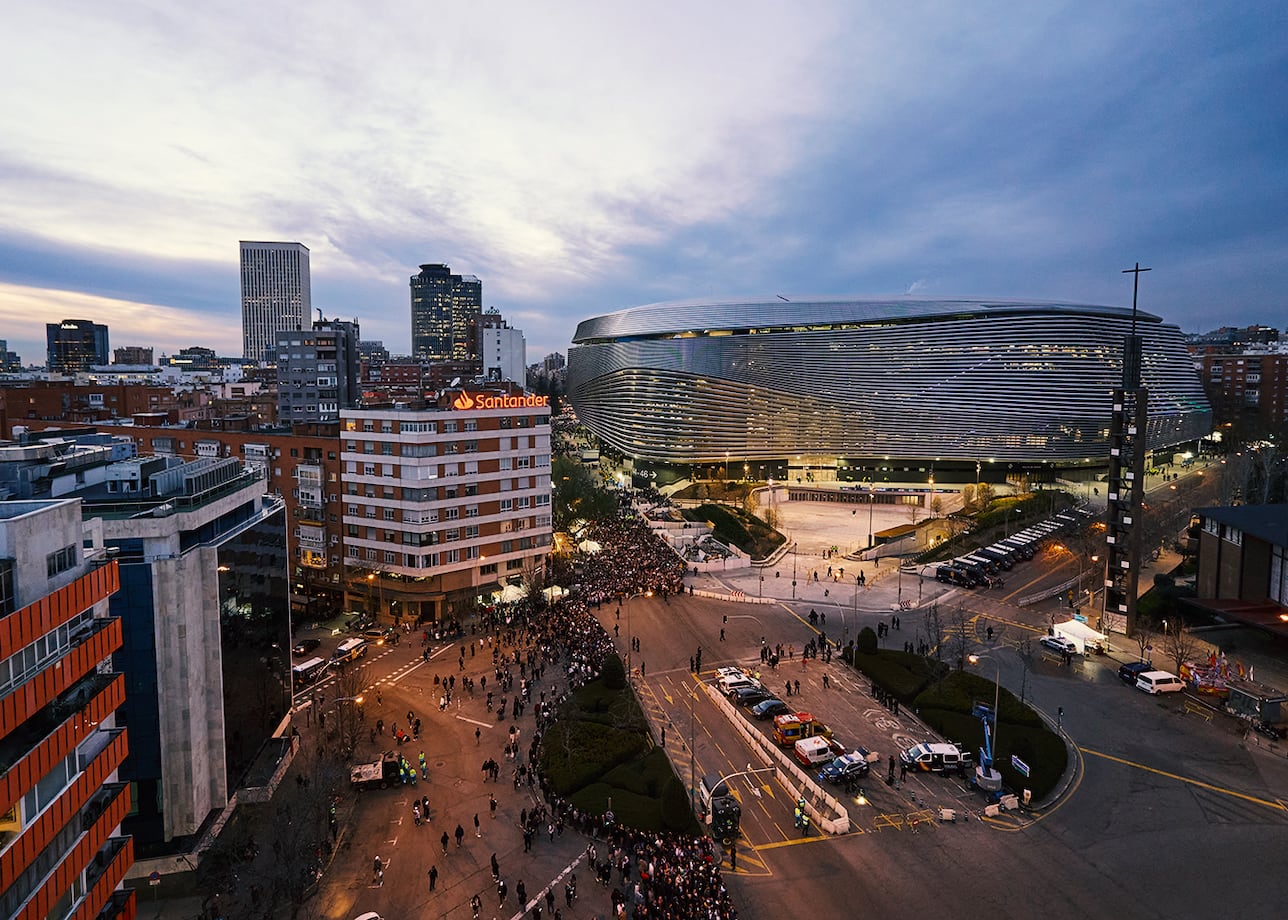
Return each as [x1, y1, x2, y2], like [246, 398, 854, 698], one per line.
[757, 833, 840, 850]
[1080, 746, 1288, 812]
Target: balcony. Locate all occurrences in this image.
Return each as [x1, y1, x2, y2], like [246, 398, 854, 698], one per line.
[0, 665, 121, 782]
[88, 888, 135, 920]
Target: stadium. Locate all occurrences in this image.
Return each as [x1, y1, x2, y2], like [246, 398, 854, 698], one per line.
[566, 296, 1211, 481]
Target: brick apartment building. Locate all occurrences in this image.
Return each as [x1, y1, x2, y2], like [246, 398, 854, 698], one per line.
[1195, 352, 1288, 426]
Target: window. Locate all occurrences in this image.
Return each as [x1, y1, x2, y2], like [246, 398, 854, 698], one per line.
[500, 498, 513, 512]
[444, 549, 460, 564]
[383, 509, 396, 521]
[45, 545, 77, 578]
[464, 419, 478, 432]
[465, 505, 479, 517]
[444, 421, 458, 433]
[446, 529, 460, 542]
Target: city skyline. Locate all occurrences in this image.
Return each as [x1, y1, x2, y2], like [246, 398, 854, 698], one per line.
[2, 2, 1286, 365]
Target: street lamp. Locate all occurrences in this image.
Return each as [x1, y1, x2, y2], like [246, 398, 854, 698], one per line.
[367, 572, 383, 620]
[867, 479, 876, 549]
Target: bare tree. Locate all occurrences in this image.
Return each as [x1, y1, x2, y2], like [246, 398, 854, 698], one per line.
[945, 603, 972, 670]
[923, 602, 944, 662]
[1015, 636, 1034, 704]
[1133, 617, 1156, 664]
[960, 484, 977, 514]
[328, 663, 369, 758]
[1160, 622, 1202, 674]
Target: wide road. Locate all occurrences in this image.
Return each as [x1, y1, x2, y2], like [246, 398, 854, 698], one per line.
[611, 589, 1288, 919]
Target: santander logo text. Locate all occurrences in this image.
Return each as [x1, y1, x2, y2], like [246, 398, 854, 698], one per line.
[452, 392, 549, 411]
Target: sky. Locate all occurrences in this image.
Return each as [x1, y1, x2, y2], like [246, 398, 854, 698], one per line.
[2, 1, 1286, 366]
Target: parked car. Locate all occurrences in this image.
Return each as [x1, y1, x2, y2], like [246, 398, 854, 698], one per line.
[751, 698, 791, 721]
[1117, 661, 1153, 685]
[818, 749, 872, 784]
[1040, 635, 1078, 655]
[364, 626, 394, 645]
[292, 637, 321, 657]
[728, 686, 773, 707]
[1136, 670, 1185, 694]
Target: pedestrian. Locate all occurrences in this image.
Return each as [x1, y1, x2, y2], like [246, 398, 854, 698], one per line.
[661, 725, 666, 745]
[491, 852, 500, 880]
[373, 855, 384, 886]
[441, 830, 449, 855]
[476, 726, 482, 745]
[490, 793, 498, 818]
[471, 894, 482, 919]
[546, 888, 556, 914]
[427, 864, 438, 891]
[455, 823, 465, 847]
[900, 760, 908, 782]
[823, 673, 831, 689]
[498, 878, 508, 906]
[517, 879, 527, 905]
[785, 681, 792, 697]
[475, 813, 482, 837]
[719, 628, 725, 641]
[794, 679, 801, 696]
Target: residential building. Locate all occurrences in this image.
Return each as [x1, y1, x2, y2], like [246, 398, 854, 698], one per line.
[81, 457, 289, 852]
[409, 263, 482, 363]
[358, 341, 390, 365]
[46, 320, 110, 375]
[16, 421, 345, 621]
[113, 347, 153, 367]
[0, 382, 206, 428]
[240, 241, 311, 364]
[1191, 504, 1288, 639]
[477, 310, 526, 383]
[276, 318, 361, 424]
[0, 499, 133, 920]
[340, 389, 552, 624]
[1195, 352, 1288, 425]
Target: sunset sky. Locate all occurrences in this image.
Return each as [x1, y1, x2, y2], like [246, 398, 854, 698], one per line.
[3, 1, 1285, 365]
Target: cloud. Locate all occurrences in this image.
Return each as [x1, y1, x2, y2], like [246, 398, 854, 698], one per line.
[0, 282, 240, 363]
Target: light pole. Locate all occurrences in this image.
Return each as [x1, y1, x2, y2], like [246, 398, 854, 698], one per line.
[867, 479, 875, 549]
[367, 571, 383, 620]
[967, 654, 1002, 788]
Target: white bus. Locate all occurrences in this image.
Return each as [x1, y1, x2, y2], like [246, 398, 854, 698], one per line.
[292, 656, 329, 689]
[332, 638, 368, 664]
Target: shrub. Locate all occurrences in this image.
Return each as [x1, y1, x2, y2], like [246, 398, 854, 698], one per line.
[601, 653, 626, 690]
[660, 775, 695, 831]
[541, 721, 649, 795]
[856, 626, 878, 655]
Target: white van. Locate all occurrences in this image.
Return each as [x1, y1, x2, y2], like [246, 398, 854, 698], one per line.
[794, 736, 840, 767]
[1135, 670, 1185, 694]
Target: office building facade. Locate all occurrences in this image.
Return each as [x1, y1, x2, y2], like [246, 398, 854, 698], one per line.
[1, 500, 133, 920]
[277, 318, 361, 424]
[409, 264, 482, 363]
[341, 390, 552, 624]
[240, 242, 311, 364]
[46, 320, 110, 375]
[569, 296, 1212, 471]
[478, 312, 526, 383]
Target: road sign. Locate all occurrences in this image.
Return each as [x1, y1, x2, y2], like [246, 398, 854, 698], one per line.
[149, 871, 161, 887]
[1011, 755, 1030, 777]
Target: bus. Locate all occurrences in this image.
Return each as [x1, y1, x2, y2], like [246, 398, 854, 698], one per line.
[292, 656, 329, 689]
[332, 638, 368, 664]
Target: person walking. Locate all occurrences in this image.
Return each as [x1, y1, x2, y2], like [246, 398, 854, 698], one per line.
[455, 823, 465, 847]
[475, 813, 482, 837]
[427, 864, 438, 892]
[372, 855, 384, 886]
[491, 851, 500, 880]
[490, 793, 498, 819]
[498, 878, 508, 907]
[441, 830, 450, 855]
[517, 880, 527, 906]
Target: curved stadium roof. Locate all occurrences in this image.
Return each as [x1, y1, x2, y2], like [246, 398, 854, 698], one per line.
[572, 295, 1154, 343]
[567, 295, 1210, 465]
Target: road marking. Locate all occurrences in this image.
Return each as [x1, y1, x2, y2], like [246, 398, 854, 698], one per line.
[1080, 746, 1287, 812]
[757, 833, 839, 850]
[456, 715, 492, 728]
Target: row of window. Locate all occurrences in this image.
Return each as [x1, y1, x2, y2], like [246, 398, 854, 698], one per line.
[347, 537, 551, 570]
[346, 415, 547, 434]
[0, 609, 96, 699]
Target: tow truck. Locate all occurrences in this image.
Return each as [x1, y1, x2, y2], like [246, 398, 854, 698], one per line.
[772, 711, 834, 747]
[350, 751, 401, 790]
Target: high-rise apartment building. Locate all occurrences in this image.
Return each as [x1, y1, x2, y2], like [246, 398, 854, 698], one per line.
[1, 340, 25, 372]
[0, 499, 134, 920]
[277, 318, 361, 424]
[478, 313, 527, 383]
[340, 389, 552, 624]
[409, 264, 482, 363]
[240, 241, 311, 364]
[46, 320, 110, 374]
[1197, 352, 1288, 425]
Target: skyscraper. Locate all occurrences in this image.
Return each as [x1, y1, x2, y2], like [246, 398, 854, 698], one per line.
[46, 318, 110, 373]
[410, 263, 482, 362]
[240, 241, 311, 364]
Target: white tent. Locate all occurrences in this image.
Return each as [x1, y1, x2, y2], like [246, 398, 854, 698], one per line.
[577, 539, 603, 554]
[492, 583, 528, 604]
[542, 585, 568, 602]
[1053, 619, 1108, 654]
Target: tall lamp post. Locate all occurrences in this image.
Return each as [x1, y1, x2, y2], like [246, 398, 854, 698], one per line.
[367, 571, 383, 620]
[867, 479, 876, 549]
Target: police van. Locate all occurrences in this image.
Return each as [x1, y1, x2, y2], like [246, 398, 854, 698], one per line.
[292, 656, 329, 689]
[332, 638, 368, 664]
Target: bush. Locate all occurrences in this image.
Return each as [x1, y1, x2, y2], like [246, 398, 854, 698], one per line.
[601, 653, 626, 690]
[853, 650, 947, 699]
[541, 721, 649, 796]
[660, 775, 696, 832]
[681, 503, 785, 559]
[856, 626, 878, 655]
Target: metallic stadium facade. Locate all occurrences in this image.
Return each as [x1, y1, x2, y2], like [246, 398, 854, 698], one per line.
[567, 296, 1211, 470]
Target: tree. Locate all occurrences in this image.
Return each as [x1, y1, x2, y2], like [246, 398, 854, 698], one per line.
[856, 626, 878, 656]
[1132, 616, 1156, 664]
[945, 603, 972, 670]
[601, 653, 627, 690]
[923, 602, 944, 662]
[1160, 622, 1202, 674]
[961, 484, 977, 514]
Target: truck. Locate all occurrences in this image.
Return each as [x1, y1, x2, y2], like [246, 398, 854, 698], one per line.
[350, 751, 401, 790]
[772, 711, 833, 747]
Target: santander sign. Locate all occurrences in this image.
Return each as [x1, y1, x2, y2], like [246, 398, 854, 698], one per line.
[451, 391, 549, 411]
